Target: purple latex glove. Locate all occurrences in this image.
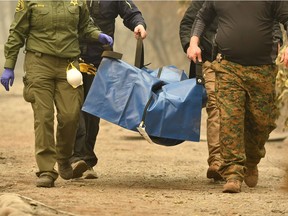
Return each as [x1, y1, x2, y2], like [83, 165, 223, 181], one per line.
[1, 68, 14, 91]
[98, 33, 113, 46]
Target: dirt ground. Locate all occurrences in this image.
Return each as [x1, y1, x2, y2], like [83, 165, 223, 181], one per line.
[1, 80, 288, 216]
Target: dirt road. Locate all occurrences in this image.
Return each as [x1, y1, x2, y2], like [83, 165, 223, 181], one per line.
[0, 81, 288, 216]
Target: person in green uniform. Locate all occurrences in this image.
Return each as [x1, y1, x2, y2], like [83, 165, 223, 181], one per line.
[0, 0, 113, 188]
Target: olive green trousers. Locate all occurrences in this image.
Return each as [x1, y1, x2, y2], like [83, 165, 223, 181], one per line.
[23, 51, 83, 179]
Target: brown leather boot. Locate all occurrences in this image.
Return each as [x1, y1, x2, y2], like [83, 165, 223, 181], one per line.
[71, 160, 88, 178]
[207, 161, 224, 181]
[83, 167, 98, 179]
[244, 166, 258, 187]
[57, 160, 73, 180]
[36, 175, 55, 188]
[223, 179, 242, 193]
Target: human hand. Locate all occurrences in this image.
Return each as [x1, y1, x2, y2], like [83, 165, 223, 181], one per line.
[1, 68, 14, 91]
[134, 24, 147, 39]
[187, 36, 202, 63]
[187, 45, 202, 63]
[98, 33, 113, 46]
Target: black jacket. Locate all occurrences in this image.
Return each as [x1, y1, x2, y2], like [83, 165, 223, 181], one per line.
[180, 1, 218, 63]
[80, 0, 146, 65]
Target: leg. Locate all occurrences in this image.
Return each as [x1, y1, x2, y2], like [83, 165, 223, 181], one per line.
[213, 60, 247, 192]
[23, 52, 58, 186]
[71, 73, 99, 178]
[72, 73, 99, 167]
[82, 73, 100, 167]
[244, 64, 277, 166]
[71, 111, 87, 163]
[82, 111, 100, 167]
[243, 64, 278, 187]
[54, 59, 84, 180]
[203, 61, 222, 181]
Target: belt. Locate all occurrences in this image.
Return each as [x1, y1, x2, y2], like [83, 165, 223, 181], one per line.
[216, 53, 234, 63]
[25, 50, 78, 63]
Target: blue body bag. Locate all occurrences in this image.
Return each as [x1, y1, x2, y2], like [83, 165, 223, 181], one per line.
[82, 57, 206, 146]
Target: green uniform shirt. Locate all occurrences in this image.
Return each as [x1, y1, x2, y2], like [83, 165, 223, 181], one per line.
[4, 0, 102, 69]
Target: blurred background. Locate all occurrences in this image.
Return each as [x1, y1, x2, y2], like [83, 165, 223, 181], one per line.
[0, 1, 191, 81]
[0, 1, 287, 135]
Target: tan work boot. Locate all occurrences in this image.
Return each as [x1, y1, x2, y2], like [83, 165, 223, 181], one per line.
[244, 166, 258, 187]
[57, 160, 73, 180]
[36, 175, 55, 188]
[207, 161, 223, 181]
[72, 160, 88, 178]
[83, 167, 98, 179]
[223, 179, 242, 193]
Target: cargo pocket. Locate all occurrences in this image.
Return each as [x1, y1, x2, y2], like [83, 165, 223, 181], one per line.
[30, 7, 49, 31]
[23, 75, 35, 103]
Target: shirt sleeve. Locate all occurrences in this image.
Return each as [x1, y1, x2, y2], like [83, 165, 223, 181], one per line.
[78, 0, 102, 41]
[4, 0, 30, 69]
[191, 1, 216, 38]
[179, 1, 204, 53]
[118, 0, 146, 31]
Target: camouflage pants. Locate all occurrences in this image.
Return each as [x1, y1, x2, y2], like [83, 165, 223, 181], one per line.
[212, 60, 278, 181]
[203, 61, 222, 166]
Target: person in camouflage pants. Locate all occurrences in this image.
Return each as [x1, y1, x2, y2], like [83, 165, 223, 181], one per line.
[180, 1, 283, 184]
[187, 1, 288, 193]
[212, 60, 278, 181]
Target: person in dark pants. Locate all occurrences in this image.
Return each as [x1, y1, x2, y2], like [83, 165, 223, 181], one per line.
[179, 1, 283, 183]
[187, 1, 288, 193]
[0, 0, 113, 187]
[70, 0, 147, 179]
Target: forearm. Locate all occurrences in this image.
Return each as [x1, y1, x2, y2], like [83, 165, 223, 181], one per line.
[120, 1, 146, 31]
[179, 1, 203, 53]
[190, 36, 200, 47]
[191, 18, 206, 38]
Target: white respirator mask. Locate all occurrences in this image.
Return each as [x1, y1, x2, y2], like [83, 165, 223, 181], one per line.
[66, 62, 83, 88]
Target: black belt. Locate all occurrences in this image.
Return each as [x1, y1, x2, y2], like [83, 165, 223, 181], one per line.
[216, 53, 235, 63]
